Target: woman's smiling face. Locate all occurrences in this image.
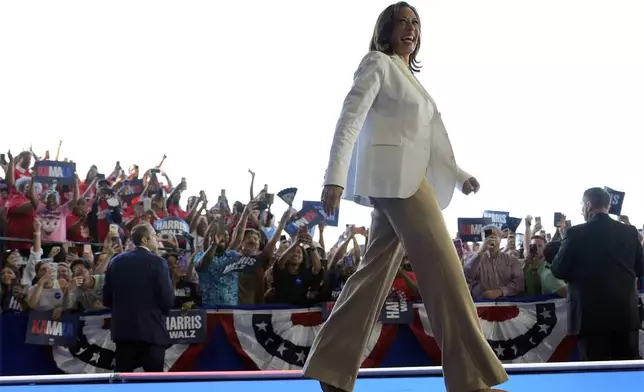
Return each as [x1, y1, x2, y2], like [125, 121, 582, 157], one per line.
[1, 267, 16, 285]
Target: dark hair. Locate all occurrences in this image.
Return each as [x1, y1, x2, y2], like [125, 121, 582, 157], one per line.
[131, 224, 153, 246]
[70, 258, 90, 272]
[543, 241, 561, 264]
[583, 187, 611, 209]
[531, 235, 547, 244]
[370, 2, 422, 73]
[1, 265, 21, 287]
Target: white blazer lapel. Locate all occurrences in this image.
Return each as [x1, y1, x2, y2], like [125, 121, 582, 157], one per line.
[390, 55, 437, 109]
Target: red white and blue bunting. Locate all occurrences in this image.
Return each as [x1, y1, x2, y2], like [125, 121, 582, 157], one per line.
[51, 296, 644, 373]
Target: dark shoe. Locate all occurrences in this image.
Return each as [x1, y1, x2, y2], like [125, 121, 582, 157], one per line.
[473, 389, 508, 392]
[320, 381, 348, 392]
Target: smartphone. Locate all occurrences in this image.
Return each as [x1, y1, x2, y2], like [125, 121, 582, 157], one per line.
[142, 198, 152, 212]
[0, 154, 6, 165]
[109, 224, 119, 236]
[83, 244, 92, 255]
[546, 233, 552, 242]
[49, 262, 58, 281]
[265, 193, 275, 205]
[344, 255, 354, 267]
[484, 228, 493, 238]
[110, 235, 121, 248]
[535, 216, 541, 224]
[181, 177, 186, 183]
[565, 220, 572, 229]
[150, 168, 160, 175]
[553, 212, 563, 227]
[96, 173, 106, 180]
[529, 243, 538, 256]
[452, 239, 464, 259]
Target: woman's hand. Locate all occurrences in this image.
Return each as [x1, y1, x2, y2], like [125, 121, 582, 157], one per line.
[11, 285, 25, 299]
[461, 177, 481, 195]
[281, 208, 292, 223]
[296, 233, 313, 245]
[33, 218, 42, 233]
[48, 247, 61, 259]
[38, 273, 52, 287]
[321, 185, 342, 216]
[52, 307, 63, 321]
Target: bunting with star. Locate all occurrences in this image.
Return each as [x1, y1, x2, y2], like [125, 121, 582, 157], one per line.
[409, 299, 574, 363]
[218, 310, 397, 370]
[35, 295, 644, 374]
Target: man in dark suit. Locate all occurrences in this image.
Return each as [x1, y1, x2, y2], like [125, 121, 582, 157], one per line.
[102, 223, 174, 372]
[552, 187, 643, 361]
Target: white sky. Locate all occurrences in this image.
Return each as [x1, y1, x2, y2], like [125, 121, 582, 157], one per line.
[1, 0, 643, 245]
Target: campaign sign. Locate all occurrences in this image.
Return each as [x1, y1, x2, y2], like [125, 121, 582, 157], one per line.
[378, 298, 413, 324]
[457, 218, 492, 242]
[604, 187, 625, 216]
[302, 201, 340, 227]
[277, 187, 298, 206]
[483, 210, 508, 229]
[25, 310, 79, 346]
[2, 293, 26, 312]
[34, 160, 76, 185]
[505, 216, 522, 233]
[166, 309, 207, 344]
[154, 217, 190, 238]
[222, 255, 261, 275]
[285, 204, 326, 236]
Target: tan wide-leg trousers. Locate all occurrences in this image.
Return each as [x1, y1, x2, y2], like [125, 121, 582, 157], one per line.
[302, 179, 508, 392]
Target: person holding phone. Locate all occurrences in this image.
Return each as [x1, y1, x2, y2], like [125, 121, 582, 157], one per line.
[463, 225, 524, 300]
[87, 179, 122, 243]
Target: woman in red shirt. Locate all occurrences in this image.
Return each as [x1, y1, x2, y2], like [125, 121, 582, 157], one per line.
[66, 198, 92, 244]
[5, 177, 36, 252]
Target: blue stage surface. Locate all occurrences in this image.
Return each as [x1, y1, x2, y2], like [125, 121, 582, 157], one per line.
[1, 362, 643, 392]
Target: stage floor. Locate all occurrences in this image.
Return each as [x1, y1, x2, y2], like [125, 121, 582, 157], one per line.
[1, 362, 643, 392]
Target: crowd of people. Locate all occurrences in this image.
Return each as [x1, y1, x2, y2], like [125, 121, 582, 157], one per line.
[0, 149, 641, 340]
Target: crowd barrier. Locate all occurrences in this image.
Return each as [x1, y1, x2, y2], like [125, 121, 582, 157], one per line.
[2, 294, 643, 376]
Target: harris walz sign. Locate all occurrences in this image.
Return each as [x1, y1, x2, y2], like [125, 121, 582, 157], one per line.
[154, 217, 190, 238]
[221, 254, 262, 275]
[378, 292, 413, 324]
[166, 309, 207, 344]
[25, 310, 79, 347]
[483, 210, 508, 230]
[284, 203, 326, 236]
[604, 186, 625, 216]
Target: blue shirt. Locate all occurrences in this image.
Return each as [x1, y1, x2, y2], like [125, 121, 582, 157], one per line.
[195, 250, 241, 307]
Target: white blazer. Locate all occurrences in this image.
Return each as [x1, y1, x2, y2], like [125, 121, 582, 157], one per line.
[324, 51, 471, 210]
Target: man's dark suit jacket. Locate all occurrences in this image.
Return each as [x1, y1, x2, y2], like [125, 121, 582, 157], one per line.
[551, 213, 644, 335]
[102, 247, 174, 345]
